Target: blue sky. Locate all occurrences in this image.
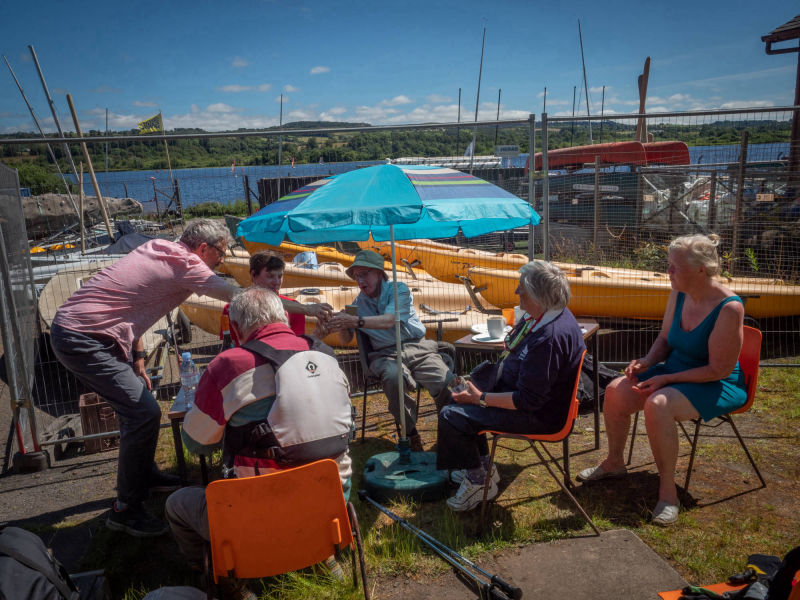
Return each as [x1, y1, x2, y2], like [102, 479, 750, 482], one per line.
[0, 0, 797, 134]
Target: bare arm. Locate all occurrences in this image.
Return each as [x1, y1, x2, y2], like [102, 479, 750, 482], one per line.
[131, 338, 152, 391]
[452, 380, 516, 410]
[626, 290, 677, 381]
[327, 312, 395, 346]
[281, 298, 333, 321]
[633, 301, 744, 393]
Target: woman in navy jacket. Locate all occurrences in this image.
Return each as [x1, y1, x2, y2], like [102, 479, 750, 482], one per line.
[437, 261, 585, 512]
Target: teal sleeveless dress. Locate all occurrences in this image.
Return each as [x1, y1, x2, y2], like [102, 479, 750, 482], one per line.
[639, 292, 747, 421]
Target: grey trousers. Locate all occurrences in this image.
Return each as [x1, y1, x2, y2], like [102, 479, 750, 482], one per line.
[369, 339, 453, 433]
[50, 323, 161, 506]
[165, 487, 208, 567]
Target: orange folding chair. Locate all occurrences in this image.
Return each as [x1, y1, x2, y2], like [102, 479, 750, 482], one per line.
[626, 326, 765, 493]
[204, 459, 369, 599]
[478, 350, 600, 534]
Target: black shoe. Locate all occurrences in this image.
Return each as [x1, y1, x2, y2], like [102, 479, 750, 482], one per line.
[149, 470, 181, 493]
[106, 503, 169, 537]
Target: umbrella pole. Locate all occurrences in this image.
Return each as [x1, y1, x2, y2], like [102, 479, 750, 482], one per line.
[390, 225, 411, 463]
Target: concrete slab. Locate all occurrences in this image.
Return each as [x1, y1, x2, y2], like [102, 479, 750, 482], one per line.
[379, 529, 688, 600]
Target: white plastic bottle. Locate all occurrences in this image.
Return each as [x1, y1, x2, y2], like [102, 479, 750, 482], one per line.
[179, 352, 200, 410]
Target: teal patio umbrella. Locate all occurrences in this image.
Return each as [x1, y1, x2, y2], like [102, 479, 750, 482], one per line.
[238, 164, 540, 494]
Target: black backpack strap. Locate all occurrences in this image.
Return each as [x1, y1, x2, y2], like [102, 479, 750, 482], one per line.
[242, 336, 335, 365]
[0, 527, 79, 600]
[767, 546, 800, 600]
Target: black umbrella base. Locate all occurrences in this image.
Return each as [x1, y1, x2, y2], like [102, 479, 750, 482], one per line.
[362, 450, 448, 503]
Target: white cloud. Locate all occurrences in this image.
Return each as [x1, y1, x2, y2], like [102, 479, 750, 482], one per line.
[328, 106, 346, 115]
[220, 85, 251, 93]
[287, 109, 315, 120]
[133, 100, 158, 107]
[310, 66, 330, 75]
[284, 84, 299, 92]
[219, 84, 272, 93]
[380, 95, 413, 106]
[589, 86, 608, 93]
[275, 95, 289, 103]
[91, 85, 121, 93]
[207, 103, 240, 114]
[427, 94, 452, 103]
[232, 56, 248, 68]
[719, 100, 774, 109]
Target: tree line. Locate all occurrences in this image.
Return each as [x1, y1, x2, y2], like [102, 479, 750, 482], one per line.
[0, 119, 791, 194]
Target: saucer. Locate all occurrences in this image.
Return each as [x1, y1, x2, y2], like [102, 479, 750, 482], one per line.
[470, 324, 512, 335]
[471, 332, 507, 344]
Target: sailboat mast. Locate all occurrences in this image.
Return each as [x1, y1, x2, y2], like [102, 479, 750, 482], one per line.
[277, 94, 283, 199]
[468, 27, 486, 175]
[578, 20, 593, 144]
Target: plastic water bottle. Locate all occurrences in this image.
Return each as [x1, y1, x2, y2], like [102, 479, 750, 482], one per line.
[179, 352, 200, 410]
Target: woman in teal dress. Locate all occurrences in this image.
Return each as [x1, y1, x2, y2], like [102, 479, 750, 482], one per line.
[577, 234, 747, 526]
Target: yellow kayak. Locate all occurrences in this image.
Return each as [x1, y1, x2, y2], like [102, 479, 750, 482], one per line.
[241, 239, 359, 268]
[467, 265, 800, 319]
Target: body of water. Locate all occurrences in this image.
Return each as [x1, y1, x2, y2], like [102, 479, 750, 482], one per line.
[77, 142, 789, 211]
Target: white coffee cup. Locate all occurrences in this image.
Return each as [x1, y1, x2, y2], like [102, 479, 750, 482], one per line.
[487, 316, 506, 339]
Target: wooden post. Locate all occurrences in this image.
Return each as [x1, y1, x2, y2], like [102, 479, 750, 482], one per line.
[244, 174, 253, 216]
[731, 130, 749, 274]
[66, 94, 114, 241]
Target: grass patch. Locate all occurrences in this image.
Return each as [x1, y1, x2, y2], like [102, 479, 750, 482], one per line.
[73, 363, 800, 597]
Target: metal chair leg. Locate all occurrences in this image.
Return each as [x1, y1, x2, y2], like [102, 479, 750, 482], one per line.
[529, 441, 600, 535]
[347, 502, 371, 599]
[684, 419, 702, 492]
[360, 383, 368, 442]
[726, 415, 766, 487]
[627, 411, 639, 465]
[479, 435, 501, 529]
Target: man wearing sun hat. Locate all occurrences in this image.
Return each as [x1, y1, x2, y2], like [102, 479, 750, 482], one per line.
[326, 250, 454, 451]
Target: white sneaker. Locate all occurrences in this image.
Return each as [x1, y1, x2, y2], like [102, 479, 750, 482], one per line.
[446, 476, 499, 512]
[450, 465, 500, 486]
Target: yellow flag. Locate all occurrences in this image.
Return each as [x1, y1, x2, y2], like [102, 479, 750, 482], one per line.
[138, 113, 163, 134]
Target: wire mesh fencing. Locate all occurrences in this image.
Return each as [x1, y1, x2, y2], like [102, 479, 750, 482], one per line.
[1, 105, 799, 459]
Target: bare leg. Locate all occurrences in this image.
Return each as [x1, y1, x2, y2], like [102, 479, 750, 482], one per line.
[598, 376, 646, 470]
[643, 388, 699, 504]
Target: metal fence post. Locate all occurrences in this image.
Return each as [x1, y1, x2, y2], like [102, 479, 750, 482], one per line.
[541, 112, 550, 261]
[527, 113, 536, 260]
[593, 155, 600, 250]
[732, 130, 749, 273]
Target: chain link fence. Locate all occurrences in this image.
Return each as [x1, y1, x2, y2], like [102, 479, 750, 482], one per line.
[0, 106, 798, 457]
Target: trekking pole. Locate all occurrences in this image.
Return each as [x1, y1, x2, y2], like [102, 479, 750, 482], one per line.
[359, 491, 522, 600]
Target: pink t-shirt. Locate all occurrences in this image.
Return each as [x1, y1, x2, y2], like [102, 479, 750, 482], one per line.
[54, 239, 233, 359]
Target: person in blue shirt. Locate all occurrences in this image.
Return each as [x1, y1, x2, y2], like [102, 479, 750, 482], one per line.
[326, 250, 454, 452]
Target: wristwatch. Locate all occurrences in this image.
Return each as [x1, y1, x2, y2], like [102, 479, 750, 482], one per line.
[132, 350, 147, 360]
[478, 392, 487, 408]
[357, 317, 365, 328]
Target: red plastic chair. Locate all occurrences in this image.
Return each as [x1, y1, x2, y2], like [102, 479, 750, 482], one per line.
[626, 325, 765, 492]
[478, 350, 600, 534]
[204, 459, 369, 599]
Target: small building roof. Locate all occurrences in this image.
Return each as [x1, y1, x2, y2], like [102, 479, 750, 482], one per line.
[762, 14, 800, 44]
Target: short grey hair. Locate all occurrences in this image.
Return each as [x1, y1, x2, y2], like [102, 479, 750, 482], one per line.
[670, 233, 721, 277]
[519, 260, 571, 311]
[180, 219, 232, 250]
[229, 287, 288, 338]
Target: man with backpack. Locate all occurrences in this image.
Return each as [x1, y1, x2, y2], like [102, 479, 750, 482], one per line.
[165, 287, 353, 571]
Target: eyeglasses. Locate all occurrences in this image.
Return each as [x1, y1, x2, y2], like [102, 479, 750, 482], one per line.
[208, 243, 226, 256]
